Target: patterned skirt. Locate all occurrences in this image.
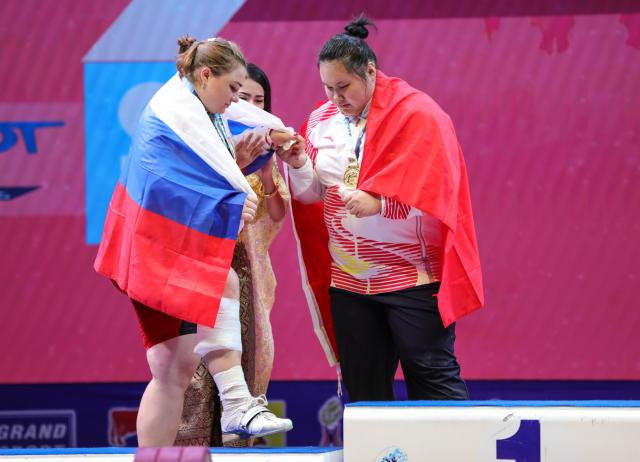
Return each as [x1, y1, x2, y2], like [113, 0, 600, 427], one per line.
[174, 241, 256, 447]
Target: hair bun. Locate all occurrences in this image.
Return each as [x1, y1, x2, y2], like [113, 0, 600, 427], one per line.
[177, 35, 197, 54]
[344, 22, 369, 39]
[344, 15, 376, 39]
[344, 20, 369, 39]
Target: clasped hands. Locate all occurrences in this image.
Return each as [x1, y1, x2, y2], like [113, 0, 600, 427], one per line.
[238, 130, 302, 223]
[274, 132, 380, 218]
[243, 131, 380, 220]
[235, 130, 302, 170]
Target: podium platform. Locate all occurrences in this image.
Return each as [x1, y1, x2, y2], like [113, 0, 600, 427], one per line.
[0, 447, 343, 461]
[5, 401, 640, 461]
[344, 400, 640, 461]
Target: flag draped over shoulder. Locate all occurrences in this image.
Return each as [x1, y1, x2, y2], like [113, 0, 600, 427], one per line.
[94, 74, 283, 327]
[290, 71, 484, 366]
[225, 99, 293, 175]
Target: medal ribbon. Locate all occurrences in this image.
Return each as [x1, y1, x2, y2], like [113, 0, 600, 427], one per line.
[212, 113, 236, 159]
[191, 87, 236, 159]
[343, 116, 367, 162]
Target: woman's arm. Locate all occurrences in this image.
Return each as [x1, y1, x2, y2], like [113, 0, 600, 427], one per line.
[258, 156, 286, 222]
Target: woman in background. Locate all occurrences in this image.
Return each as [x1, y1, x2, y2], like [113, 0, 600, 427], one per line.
[234, 62, 288, 404]
[177, 63, 291, 447]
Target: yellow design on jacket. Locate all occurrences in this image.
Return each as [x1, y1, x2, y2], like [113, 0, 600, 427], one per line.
[330, 245, 374, 278]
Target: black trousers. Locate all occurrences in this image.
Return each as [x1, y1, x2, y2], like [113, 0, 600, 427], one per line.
[330, 283, 468, 402]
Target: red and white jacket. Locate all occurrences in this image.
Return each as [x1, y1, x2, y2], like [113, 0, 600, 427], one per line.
[289, 103, 443, 295]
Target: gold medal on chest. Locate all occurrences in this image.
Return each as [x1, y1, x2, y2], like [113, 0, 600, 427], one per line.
[344, 162, 360, 188]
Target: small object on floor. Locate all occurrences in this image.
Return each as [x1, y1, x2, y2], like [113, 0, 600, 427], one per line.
[134, 446, 210, 462]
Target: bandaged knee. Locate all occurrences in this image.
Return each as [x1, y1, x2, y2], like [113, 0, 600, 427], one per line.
[193, 297, 242, 356]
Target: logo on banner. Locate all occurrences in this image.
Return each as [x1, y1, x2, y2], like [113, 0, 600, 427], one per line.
[496, 419, 541, 462]
[318, 396, 343, 447]
[0, 120, 64, 201]
[108, 407, 138, 447]
[0, 410, 76, 448]
[0, 121, 64, 154]
[376, 446, 408, 462]
[0, 187, 39, 201]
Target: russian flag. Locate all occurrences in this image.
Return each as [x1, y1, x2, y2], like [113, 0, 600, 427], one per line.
[225, 101, 293, 175]
[95, 74, 286, 327]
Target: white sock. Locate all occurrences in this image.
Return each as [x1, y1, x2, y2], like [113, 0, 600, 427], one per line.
[213, 365, 251, 413]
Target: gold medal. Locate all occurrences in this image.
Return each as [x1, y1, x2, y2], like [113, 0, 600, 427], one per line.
[344, 162, 360, 188]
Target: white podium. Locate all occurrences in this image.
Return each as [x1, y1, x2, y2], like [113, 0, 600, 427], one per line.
[344, 400, 640, 461]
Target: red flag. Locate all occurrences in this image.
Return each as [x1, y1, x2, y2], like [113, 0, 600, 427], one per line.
[290, 72, 484, 364]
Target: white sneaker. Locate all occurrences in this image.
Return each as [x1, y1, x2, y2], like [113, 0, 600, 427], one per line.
[221, 395, 293, 439]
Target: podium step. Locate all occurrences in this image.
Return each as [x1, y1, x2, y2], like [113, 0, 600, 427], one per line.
[344, 400, 640, 461]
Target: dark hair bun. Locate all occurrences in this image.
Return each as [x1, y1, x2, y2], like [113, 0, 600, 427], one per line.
[344, 15, 375, 39]
[177, 35, 197, 54]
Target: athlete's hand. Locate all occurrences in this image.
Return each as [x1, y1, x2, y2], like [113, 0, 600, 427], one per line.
[242, 194, 259, 222]
[343, 190, 381, 218]
[276, 133, 306, 169]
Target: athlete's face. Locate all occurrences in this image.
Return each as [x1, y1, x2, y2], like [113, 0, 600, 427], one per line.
[196, 64, 247, 114]
[319, 60, 376, 117]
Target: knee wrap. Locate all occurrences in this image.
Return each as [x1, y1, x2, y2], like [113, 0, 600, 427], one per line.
[193, 297, 242, 356]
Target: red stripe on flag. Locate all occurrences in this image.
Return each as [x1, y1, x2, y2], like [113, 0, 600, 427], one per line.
[95, 183, 236, 327]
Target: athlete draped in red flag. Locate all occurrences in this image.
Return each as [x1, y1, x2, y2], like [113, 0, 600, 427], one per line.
[279, 16, 483, 402]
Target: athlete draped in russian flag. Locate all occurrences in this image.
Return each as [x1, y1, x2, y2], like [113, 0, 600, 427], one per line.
[279, 17, 484, 402]
[94, 36, 299, 445]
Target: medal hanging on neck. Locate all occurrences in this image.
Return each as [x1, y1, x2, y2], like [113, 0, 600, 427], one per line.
[343, 117, 366, 188]
[192, 86, 236, 159]
[212, 113, 236, 159]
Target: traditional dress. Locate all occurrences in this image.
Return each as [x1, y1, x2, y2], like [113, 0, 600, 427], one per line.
[174, 109, 291, 446]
